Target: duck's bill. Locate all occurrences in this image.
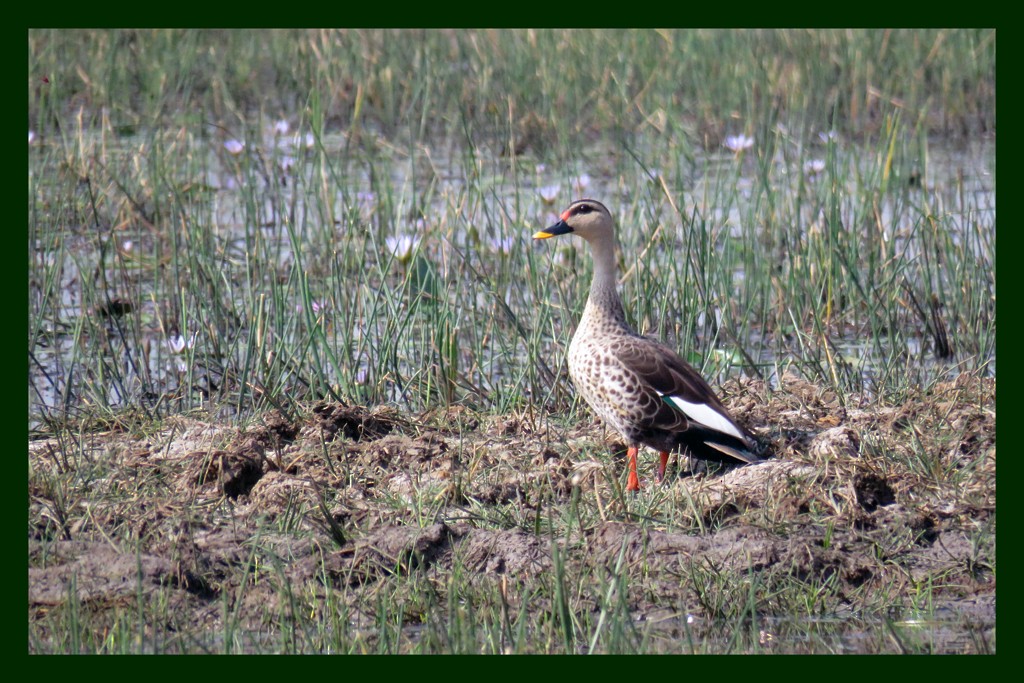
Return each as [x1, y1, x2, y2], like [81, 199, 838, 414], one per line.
[533, 220, 573, 240]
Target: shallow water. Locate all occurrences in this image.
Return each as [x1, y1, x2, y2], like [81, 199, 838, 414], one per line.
[27, 127, 996, 428]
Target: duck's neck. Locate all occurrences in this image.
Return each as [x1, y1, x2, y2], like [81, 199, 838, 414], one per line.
[583, 236, 627, 326]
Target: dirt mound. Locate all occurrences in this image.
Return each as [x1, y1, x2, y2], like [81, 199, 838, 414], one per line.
[28, 372, 995, 652]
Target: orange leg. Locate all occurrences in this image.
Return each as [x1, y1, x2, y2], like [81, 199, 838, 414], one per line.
[626, 446, 641, 491]
[656, 451, 670, 483]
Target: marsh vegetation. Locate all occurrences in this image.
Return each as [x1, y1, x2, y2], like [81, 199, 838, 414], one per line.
[28, 29, 995, 653]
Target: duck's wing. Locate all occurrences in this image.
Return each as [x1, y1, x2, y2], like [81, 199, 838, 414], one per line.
[612, 336, 759, 463]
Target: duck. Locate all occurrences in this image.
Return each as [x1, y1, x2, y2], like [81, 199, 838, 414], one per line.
[533, 199, 760, 491]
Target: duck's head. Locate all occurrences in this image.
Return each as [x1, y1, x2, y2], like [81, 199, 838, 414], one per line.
[533, 199, 613, 243]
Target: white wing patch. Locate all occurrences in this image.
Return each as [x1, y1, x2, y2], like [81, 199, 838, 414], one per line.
[660, 393, 746, 441]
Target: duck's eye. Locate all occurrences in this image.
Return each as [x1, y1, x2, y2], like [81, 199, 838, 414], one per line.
[575, 204, 592, 215]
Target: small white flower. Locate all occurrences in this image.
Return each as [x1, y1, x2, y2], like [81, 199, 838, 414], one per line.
[273, 120, 290, 136]
[278, 155, 297, 173]
[302, 132, 315, 149]
[174, 358, 189, 374]
[224, 139, 245, 155]
[723, 134, 755, 152]
[534, 163, 547, 174]
[818, 130, 839, 143]
[385, 235, 417, 264]
[168, 333, 186, 354]
[28, 130, 36, 144]
[572, 173, 591, 193]
[297, 299, 329, 316]
[167, 331, 197, 354]
[539, 184, 561, 204]
[803, 159, 826, 176]
[121, 239, 133, 253]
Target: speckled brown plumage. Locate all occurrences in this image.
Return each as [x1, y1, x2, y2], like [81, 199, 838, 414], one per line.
[534, 199, 759, 490]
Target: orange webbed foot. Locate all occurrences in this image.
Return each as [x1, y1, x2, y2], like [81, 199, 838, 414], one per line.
[655, 451, 670, 484]
[626, 445, 641, 491]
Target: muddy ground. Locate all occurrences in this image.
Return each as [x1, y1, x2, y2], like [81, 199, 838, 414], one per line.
[28, 372, 995, 653]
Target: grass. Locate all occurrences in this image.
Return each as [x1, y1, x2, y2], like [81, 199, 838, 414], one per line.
[28, 29, 995, 653]
[28, 382, 995, 653]
[28, 28, 995, 427]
